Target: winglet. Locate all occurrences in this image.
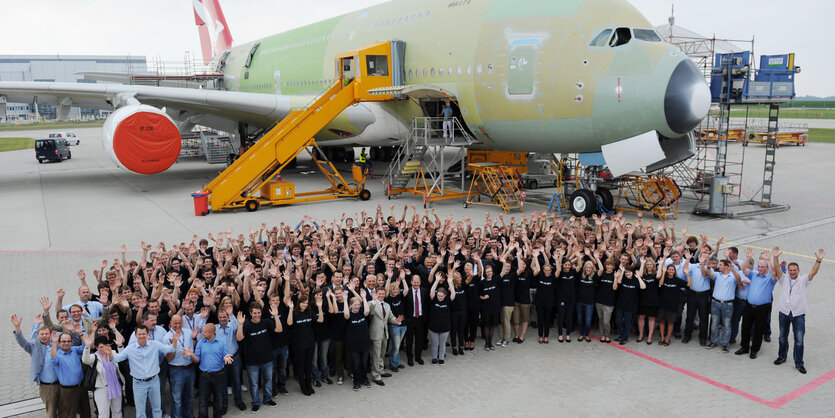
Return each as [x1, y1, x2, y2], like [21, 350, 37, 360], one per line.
[193, 0, 234, 65]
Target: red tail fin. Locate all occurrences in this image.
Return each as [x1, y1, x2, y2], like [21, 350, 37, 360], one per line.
[193, 0, 234, 65]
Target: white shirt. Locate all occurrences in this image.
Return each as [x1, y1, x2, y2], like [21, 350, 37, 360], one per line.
[776, 274, 810, 316]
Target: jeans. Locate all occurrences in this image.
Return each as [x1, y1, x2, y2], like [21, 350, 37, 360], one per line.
[730, 298, 746, 342]
[312, 339, 330, 382]
[778, 312, 805, 367]
[556, 300, 575, 336]
[615, 309, 633, 341]
[168, 366, 195, 418]
[198, 371, 224, 418]
[428, 330, 449, 360]
[271, 345, 289, 390]
[134, 376, 161, 418]
[246, 361, 274, 406]
[223, 352, 243, 408]
[388, 324, 407, 368]
[710, 300, 734, 346]
[576, 303, 594, 337]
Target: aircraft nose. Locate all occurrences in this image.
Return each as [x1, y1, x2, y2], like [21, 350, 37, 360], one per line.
[664, 60, 711, 135]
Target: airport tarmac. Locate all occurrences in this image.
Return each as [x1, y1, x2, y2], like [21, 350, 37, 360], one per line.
[0, 127, 833, 417]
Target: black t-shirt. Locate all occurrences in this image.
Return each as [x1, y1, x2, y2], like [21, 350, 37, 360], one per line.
[557, 270, 577, 303]
[451, 286, 467, 312]
[514, 270, 532, 304]
[345, 311, 370, 352]
[428, 296, 451, 333]
[465, 278, 481, 310]
[616, 278, 640, 312]
[291, 310, 315, 349]
[534, 273, 556, 307]
[329, 301, 348, 341]
[311, 304, 329, 342]
[660, 276, 686, 312]
[272, 305, 289, 348]
[385, 294, 405, 319]
[640, 277, 660, 308]
[242, 319, 274, 365]
[499, 273, 516, 307]
[479, 278, 501, 315]
[596, 271, 617, 306]
[576, 275, 597, 306]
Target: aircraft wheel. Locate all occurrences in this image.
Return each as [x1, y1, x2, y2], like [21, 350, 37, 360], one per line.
[67, 152, 71, 159]
[569, 189, 596, 217]
[344, 148, 355, 162]
[359, 189, 371, 201]
[596, 188, 614, 212]
[527, 179, 539, 189]
[244, 200, 260, 212]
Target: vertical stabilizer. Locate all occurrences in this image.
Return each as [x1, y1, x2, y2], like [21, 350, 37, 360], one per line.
[192, 0, 234, 65]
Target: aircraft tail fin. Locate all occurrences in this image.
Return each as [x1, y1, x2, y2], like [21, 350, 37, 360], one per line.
[192, 0, 234, 65]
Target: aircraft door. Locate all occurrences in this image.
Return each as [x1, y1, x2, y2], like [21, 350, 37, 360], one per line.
[507, 39, 539, 95]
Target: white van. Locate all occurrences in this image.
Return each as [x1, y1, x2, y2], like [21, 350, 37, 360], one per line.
[48, 131, 80, 145]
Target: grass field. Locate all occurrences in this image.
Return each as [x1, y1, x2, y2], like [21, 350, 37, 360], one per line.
[0, 120, 104, 132]
[808, 128, 835, 143]
[0, 137, 34, 152]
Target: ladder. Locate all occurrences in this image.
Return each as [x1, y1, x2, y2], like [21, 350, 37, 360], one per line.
[201, 41, 401, 212]
[384, 116, 474, 205]
[465, 163, 524, 214]
[760, 103, 779, 207]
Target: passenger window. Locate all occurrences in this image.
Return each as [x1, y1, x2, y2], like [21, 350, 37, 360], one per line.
[609, 28, 632, 47]
[633, 29, 662, 42]
[589, 29, 612, 47]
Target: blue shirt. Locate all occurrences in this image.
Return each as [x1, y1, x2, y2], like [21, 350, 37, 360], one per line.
[63, 301, 104, 319]
[164, 329, 194, 367]
[442, 105, 453, 119]
[746, 270, 777, 305]
[14, 331, 58, 385]
[113, 340, 175, 380]
[711, 271, 737, 301]
[215, 317, 239, 355]
[129, 325, 167, 345]
[50, 346, 84, 386]
[687, 263, 711, 292]
[194, 336, 229, 373]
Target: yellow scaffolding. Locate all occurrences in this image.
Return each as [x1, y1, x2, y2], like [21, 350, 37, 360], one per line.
[202, 42, 399, 212]
[614, 174, 681, 220]
[465, 163, 524, 214]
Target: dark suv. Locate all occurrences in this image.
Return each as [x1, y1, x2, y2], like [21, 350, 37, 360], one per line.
[35, 138, 71, 163]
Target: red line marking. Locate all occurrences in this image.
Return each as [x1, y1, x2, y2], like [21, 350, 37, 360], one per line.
[591, 335, 835, 408]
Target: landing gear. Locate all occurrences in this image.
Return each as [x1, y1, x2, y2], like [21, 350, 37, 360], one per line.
[359, 189, 371, 201]
[569, 189, 596, 217]
[345, 148, 355, 163]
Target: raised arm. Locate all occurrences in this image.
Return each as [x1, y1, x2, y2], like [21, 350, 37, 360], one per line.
[809, 249, 825, 281]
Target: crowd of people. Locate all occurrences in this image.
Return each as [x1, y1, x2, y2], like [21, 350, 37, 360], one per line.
[11, 205, 825, 417]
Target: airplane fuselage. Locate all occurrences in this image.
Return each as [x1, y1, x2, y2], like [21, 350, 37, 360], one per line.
[217, 0, 707, 154]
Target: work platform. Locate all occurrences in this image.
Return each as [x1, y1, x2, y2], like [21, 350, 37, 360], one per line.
[200, 41, 404, 213]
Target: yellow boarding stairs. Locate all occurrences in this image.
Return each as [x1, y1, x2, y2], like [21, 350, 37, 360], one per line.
[465, 163, 525, 214]
[201, 42, 401, 212]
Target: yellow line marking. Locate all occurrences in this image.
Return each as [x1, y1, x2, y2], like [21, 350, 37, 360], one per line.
[701, 238, 833, 264]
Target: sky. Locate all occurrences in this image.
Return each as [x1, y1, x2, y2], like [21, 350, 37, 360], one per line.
[4, 0, 832, 97]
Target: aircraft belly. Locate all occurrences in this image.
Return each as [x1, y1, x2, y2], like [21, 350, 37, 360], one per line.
[480, 118, 595, 153]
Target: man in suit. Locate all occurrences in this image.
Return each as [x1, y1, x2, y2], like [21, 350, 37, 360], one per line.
[403, 275, 429, 366]
[369, 288, 404, 386]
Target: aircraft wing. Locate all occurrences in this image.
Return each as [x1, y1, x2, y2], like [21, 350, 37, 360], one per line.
[0, 81, 288, 128]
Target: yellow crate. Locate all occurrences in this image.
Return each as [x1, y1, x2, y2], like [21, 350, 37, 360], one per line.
[261, 180, 295, 200]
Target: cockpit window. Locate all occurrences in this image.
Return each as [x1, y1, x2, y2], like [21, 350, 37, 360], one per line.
[589, 29, 612, 47]
[609, 27, 632, 47]
[633, 29, 661, 42]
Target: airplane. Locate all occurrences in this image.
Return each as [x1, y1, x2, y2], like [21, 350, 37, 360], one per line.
[0, 0, 710, 216]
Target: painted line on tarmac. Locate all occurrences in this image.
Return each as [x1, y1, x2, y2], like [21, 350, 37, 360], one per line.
[593, 334, 835, 409]
[731, 216, 835, 246]
[0, 397, 44, 417]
